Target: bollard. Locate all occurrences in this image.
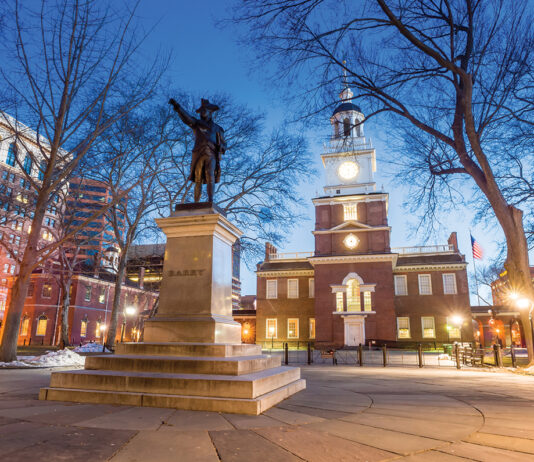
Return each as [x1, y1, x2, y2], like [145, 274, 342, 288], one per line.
[494, 344, 503, 368]
[42, 338, 44, 345]
[358, 343, 363, 367]
[284, 342, 289, 365]
[307, 342, 312, 365]
[418, 343, 423, 368]
[28, 337, 32, 345]
[382, 345, 387, 367]
[511, 346, 517, 368]
[455, 344, 461, 369]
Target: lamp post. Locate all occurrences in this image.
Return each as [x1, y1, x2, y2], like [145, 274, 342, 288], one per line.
[451, 315, 464, 344]
[269, 326, 275, 349]
[121, 306, 137, 343]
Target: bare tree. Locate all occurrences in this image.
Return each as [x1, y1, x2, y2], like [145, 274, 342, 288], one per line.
[233, 0, 534, 363]
[0, 0, 166, 362]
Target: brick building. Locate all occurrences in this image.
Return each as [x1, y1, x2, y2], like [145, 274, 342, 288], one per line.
[256, 84, 472, 349]
[15, 272, 157, 346]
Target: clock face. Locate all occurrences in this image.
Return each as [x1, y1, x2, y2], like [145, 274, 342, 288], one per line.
[337, 161, 359, 181]
[343, 233, 359, 249]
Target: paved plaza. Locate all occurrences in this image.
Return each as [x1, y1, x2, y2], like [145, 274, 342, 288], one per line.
[1, 365, 533, 461]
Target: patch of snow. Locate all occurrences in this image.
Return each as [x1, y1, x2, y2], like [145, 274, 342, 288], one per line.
[525, 365, 534, 373]
[437, 354, 451, 360]
[74, 342, 110, 353]
[0, 349, 85, 368]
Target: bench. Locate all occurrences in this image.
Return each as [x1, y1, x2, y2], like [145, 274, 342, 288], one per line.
[320, 349, 337, 365]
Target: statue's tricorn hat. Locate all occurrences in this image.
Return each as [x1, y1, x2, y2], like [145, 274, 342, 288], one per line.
[196, 98, 219, 113]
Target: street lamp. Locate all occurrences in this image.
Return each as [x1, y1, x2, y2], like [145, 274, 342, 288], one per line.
[121, 306, 137, 343]
[269, 326, 275, 349]
[451, 315, 463, 344]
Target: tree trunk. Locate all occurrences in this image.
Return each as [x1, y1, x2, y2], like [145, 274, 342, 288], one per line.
[0, 256, 35, 362]
[58, 278, 72, 349]
[105, 256, 127, 350]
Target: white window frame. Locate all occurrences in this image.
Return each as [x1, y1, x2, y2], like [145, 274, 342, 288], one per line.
[343, 202, 358, 221]
[42, 283, 52, 298]
[266, 280, 278, 299]
[418, 274, 432, 295]
[309, 318, 315, 339]
[442, 273, 457, 295]
[308, 278, 315, 298]
[397, 317, 411, 339]
[266, 318, 277, 338]
[335, 292, 344, 311]
[36, 316, 47, 336]
[287, 279, 299, 299]
[287, 318, 299, 339]
[84, 285, 92, 302]
[394, 275, 408, 296]
[80, 319, 88, 338]
[363, 291, 372, 311]
[421, 316, 436, 338]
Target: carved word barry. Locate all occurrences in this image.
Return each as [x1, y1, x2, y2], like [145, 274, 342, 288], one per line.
[167, 269, 206, 277]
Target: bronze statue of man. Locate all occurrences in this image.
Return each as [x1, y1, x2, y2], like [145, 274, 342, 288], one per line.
[169, 97, 226, 203]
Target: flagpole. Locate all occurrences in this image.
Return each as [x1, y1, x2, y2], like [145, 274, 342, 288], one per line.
[470, 231, 482, 305]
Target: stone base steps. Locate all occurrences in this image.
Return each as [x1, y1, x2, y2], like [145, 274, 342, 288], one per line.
[84, 354, 281, 376]
[39, 378, 306, 415]
[115, 342, 262, 357]
[48, 366, 300, 399]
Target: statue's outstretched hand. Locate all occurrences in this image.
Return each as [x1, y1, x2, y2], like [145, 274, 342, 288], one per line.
[169, 98, 177, 107]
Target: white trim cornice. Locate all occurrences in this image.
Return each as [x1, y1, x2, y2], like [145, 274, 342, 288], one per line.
[393, 263, 467, 272]
[312, 193, 388, 206]
[256, 270, 314, 277]
[309, 253, 398, 268]
[313, 226, 391, 235]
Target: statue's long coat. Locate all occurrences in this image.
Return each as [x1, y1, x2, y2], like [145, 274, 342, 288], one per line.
[189, 119, 226, 184]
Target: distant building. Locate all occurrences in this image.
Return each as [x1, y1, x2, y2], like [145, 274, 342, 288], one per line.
[232, 241, 241, 310]
[255, 83, 472, 349]
[126, 243, 165, 291]
[233, 295, 256, 344]
[16, 271, 157, 346]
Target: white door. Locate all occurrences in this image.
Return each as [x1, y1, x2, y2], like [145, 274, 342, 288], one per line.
[346, 322, 363, 346]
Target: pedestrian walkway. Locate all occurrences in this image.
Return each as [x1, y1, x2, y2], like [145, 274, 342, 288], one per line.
[1, 365, 533, 461]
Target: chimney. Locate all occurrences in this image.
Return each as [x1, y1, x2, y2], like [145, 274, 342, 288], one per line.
[265, 242, 277, 261]
[448, 232, 459, 252]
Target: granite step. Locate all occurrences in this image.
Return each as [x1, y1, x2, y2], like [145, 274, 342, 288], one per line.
[84, 354, 281, 376]
[114, 342, 262, 357]
[48, 366, 300, 399]
[39, 378, 306, 415]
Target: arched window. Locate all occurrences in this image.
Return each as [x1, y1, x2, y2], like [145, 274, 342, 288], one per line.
[6, 143, 16, 167]
[346, 278, 361, 311]
[343, 118, 351, 137]
[23, 155, 32, 174]
[36, 315, 47, 336]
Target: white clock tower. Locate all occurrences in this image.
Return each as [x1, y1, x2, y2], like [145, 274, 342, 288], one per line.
[322, 84, 377, 196]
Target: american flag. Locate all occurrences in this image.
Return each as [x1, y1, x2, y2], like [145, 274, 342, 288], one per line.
[471, 234, 483, 260]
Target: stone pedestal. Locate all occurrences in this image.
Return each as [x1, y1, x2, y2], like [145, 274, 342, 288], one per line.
[40, 204, 305, 415]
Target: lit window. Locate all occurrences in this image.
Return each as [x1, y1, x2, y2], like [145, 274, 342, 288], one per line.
[363, 291, 372, 311]
[266, 318, 277, 338]
[80, 319, 87, 337]
[20, 316, 29, 336]
[422, 317, 435, 338]
[0, 299, 5, 311]
[266, 280, 277, 299]
[287, 318, 299, 339]
[308, 278, 314, 298]
[85, 285, 92, 301]
[95, 320, 101, 337]
[447, 318, 461, 338]
[442, 273, 457, 294]
[346, 279, 361, 311]
[287, 279, 298, 299]
[418, 274, 432, 295]
[98, 287, 106, 304]
[397, 317, 411, 338]
[3, 263, 8, 273]
[309, 318, 315, 339]
[336, 292, 344, 311]
[36, 316, 47, 336]
[343, 203, 358, 221]
[42, 283, 52, 298]
[394, 275, 408, 296]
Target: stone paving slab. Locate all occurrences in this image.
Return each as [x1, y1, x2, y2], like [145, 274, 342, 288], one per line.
[109, 430, 219, 462]
[306, 419, 448, 455]
[277, 402, 353, 419]
[363, 406, 484, 426]
[209, 429, 301, 461]
[464, 432, 534, 455]
[263, 407, 325, 425]
[161, 409, 234, 431]
[256, 425, 395, 462]
[74, 406, 175, 430]
[396, 450, 470, 461]
[438, 441, 534, 461]
[222, 412, 287, 429]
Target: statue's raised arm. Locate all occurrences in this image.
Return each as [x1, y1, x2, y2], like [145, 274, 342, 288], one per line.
[169, 98, 197, 127]
[168, 97, 224, 204]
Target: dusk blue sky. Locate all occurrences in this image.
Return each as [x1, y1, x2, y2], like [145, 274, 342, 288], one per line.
[138, 1, 523, 304]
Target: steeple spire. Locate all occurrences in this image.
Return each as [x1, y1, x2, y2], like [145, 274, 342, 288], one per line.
[340, 60, 353, 102]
